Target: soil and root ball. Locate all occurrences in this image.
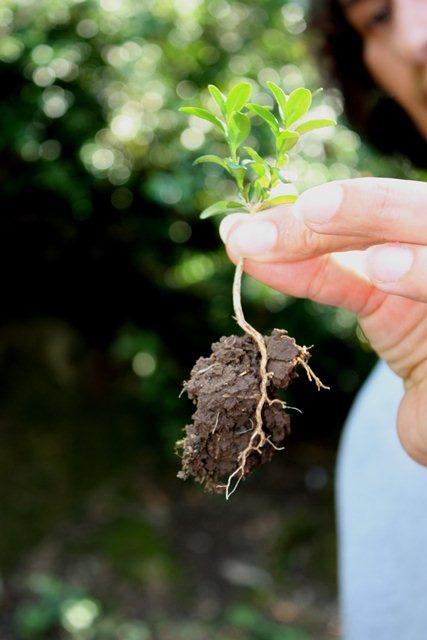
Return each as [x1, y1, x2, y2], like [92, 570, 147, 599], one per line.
[177, 329, 323, 498]
[176, 259, 327, 499]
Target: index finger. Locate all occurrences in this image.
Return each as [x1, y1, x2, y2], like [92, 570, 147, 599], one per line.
[219, 207, 372, 264]
[296, 177, 427, 243]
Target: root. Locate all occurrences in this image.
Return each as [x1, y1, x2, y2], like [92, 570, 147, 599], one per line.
[223, 258, 328, 499]
[225, 258, 275, 500]
[212, 411, 221, 434]
[195, 363, 219, 376]
[269, 398, 302, 414]
[295, 346, 330, 391]
[267, 436, 285, 451]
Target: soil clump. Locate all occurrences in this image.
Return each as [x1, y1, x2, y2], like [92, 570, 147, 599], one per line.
[177, 329, 311, 495]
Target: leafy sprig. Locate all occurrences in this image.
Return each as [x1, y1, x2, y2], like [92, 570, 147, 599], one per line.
[180, 81, 336, 219]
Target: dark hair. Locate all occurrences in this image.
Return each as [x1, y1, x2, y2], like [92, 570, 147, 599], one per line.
[309, 0, 427, 168]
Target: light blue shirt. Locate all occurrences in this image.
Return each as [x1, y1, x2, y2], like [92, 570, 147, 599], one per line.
[337, 360, 427, 639]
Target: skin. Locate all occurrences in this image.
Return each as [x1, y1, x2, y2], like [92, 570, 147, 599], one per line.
[343, 0, 427, 138]
[220, 0, 427, 465]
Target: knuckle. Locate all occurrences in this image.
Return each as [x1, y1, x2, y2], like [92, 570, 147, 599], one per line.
[299, 225, 322, 258]
[306, 256, 330, 301]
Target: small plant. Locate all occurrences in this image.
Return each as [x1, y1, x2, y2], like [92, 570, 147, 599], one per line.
[177, 81, 335, 498]
[181, 81, 335, 218]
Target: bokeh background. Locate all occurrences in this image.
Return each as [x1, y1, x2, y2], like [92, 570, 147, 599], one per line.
[1, 1, 425, 638]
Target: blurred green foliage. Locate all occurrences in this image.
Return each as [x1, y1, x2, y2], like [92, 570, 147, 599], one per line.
[1, 0, 403, 212]
[0, 0, 386, 439]
[0, 0, 424, 637]
[13, 573, 321, 639]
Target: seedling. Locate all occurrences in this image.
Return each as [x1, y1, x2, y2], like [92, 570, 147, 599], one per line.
[177, 81, 336, 498]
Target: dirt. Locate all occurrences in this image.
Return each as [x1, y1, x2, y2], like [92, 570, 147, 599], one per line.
[177, 329, 310, 495]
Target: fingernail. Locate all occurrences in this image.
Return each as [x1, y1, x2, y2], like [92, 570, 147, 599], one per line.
[295, 183, 343, 225]
[228, 220, 278, 258]
[219, 213, 248, 244]
[367, 245, 414, 282]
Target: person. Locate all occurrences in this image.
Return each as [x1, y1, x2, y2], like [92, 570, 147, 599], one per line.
[219, 1, 427, 638]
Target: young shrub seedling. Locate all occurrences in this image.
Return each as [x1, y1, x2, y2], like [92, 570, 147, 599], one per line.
[177, 81, 336, 498]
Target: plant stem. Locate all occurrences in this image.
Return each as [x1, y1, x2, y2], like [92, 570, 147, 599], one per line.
[232, 260, 265, 356]
[232, 258, 249, 334]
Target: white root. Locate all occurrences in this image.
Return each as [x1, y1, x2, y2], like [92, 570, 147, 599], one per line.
[223, 257, 327, 500]
[225, 258, 273, 499]
[295, 346, 330, 391]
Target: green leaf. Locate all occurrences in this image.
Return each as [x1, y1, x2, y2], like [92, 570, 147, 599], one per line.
[179, 107, 224, 132]
[208, 84, 226, 116]
[266, 81, 287, 122]
[244, 147, 272, 179]
[247, 183, 257, 202]
[285, 88, 312, 127]
[248, 182, 266, 203]
[270, 166, 280, 187]
[228, 112, 251, 156]
[224, 159, 243, 171]
[260, 194, 298, 210]
[194, 155, 227, 169]
[276, 153, 289, 169]
[295, 118, 337, 135]
[224, 158, 247, 189]
[254, 174, 270, 190]
[243, 146, 264, 164]
[250, 162, 267, 178]
[247, 104, 280, 136]
[225, 82, 252, 119]
[200, 200, 247, 219]
[278, 171, 292, 184]
[312, 87, 324, 99]
[277, 130, 300, 153]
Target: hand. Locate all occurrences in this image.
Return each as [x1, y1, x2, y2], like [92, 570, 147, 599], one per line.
[219, 177, 427, 466]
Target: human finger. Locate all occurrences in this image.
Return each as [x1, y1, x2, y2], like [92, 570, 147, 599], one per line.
[295, 177, 427, 243]
[219, 206, 371, 263]
[366, 243, 427, 303]
[398, 381, 427, 466]
[226, 250, 384, 316]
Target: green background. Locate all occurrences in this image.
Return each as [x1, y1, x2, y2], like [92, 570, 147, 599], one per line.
[0, 0, 424, 638]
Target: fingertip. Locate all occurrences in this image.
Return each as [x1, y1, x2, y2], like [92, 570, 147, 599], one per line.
[294, 181, 344, 227]
[227, 220, 279, 260]
[219, 213, 248, 244]
[225, 243, 239, 265]
[366, 244, 413, 284]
